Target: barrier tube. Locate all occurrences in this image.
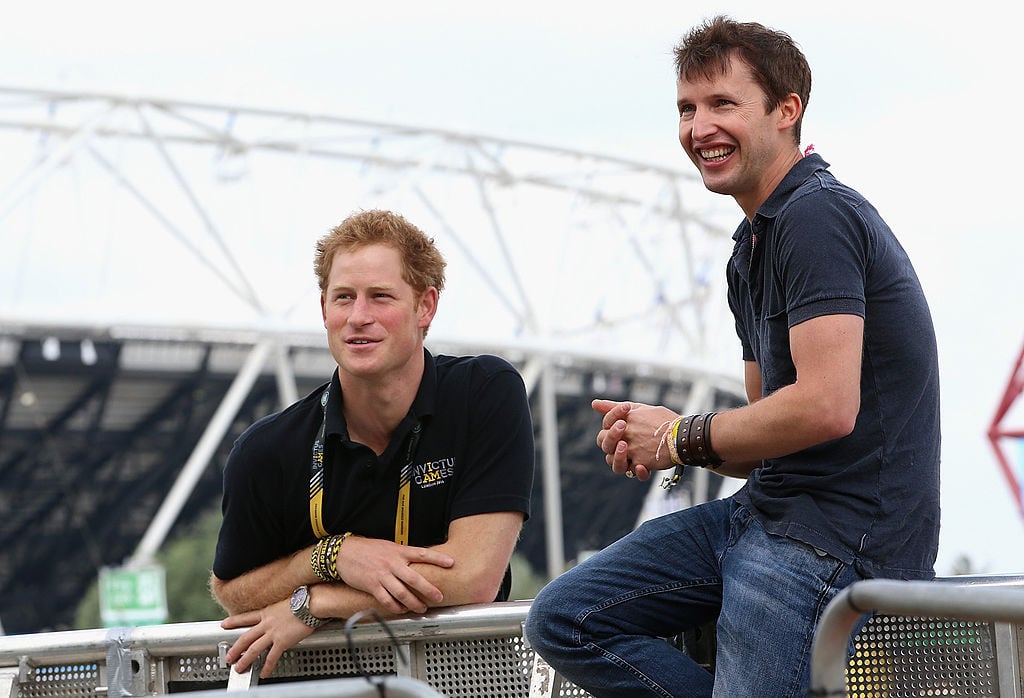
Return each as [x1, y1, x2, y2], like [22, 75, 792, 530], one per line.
[809, 579, 1024, 697]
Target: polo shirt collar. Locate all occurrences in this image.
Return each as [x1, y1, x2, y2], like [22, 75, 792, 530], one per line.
[323, 348, 438, 440]
[730, 153, 830, 242]
[758, 152, 829, 220]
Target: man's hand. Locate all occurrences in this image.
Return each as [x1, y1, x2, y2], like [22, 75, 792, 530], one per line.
[221, 598, 315, 679]
[337, 536, 455, 614]
[593, 399, 680, 481]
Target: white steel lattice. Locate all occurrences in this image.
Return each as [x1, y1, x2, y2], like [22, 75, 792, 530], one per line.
[0, 85, 737, 370]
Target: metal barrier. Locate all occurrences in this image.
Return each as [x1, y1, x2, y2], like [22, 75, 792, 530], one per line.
[2, 577, 1023, 697]
[811, 576, 1024, 698]
[0, 602, 555, 698]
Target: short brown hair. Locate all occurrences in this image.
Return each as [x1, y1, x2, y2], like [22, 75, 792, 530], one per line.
[674, 15, 812, 144]
[314, 209, 447, 295]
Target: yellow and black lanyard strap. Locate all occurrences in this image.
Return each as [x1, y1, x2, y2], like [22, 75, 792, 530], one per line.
[309, 386, 421, 544]
[393, 422, 421, 545]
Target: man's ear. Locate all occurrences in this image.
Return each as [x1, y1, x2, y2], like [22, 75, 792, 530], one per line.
[777, 92, 803, 132]
[418, 287, 439, 330]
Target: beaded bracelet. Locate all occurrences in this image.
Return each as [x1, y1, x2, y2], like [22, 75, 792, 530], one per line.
[310, 531, 352, 582]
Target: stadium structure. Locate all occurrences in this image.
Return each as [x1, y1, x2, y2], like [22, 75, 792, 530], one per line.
[0, 86, 749, 635]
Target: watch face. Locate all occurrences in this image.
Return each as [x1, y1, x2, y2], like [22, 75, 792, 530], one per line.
[290, 586, 308, 612]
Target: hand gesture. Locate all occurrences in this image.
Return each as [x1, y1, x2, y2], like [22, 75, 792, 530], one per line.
[593, 399, 679, 481]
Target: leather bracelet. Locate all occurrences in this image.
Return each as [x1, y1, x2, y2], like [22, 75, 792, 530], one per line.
[675, 412, 723, 469]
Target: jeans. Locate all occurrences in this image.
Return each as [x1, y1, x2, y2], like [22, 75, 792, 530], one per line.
[524, 497, 864, 697]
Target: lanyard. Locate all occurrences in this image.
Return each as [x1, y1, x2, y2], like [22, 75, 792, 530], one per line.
[308, 386, 421, 544]
[394, 423, 421, 545]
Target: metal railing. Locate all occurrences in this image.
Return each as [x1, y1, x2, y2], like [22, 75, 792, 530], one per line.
[811, 575, 1024, 698]
[2, 576, 1023, 697]
[0, 602, 550, 698]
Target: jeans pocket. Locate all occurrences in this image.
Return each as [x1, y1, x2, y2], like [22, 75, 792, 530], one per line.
[726, 501, 753, 550]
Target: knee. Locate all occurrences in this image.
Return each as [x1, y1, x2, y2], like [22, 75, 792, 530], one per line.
[525, 577, 575, 657]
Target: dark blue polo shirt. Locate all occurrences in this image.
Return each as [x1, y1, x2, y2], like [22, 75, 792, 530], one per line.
[213, 350, 534, 599]
[728, 154, 941, 580]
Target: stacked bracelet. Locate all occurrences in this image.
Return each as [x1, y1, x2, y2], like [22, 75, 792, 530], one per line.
[666, 416, 683, 466]
[661, 416, 686, 490]
[675, 412, 723, 469]
[310, 531, 352, 582]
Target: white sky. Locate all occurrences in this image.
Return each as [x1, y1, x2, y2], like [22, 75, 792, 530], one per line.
[1, 0, 1022, 576]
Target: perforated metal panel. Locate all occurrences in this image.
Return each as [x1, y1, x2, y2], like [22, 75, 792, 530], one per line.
[275, 643, 398, 680]
[16, 663, 100, 698]
[170, 652, 230, 683]
[418, 636, 530, 697]
[847, 615, 998, 697]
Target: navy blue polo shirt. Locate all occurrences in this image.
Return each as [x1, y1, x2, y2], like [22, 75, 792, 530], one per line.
[213, 350, 534, 599]
[728, 153, 940, 580]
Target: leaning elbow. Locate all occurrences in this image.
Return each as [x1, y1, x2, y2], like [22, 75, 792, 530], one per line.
[825, 418, 856, 442]
[819, 404, 858, 441]
[461, 572, 505, 606]
[208, 574, 232, 613]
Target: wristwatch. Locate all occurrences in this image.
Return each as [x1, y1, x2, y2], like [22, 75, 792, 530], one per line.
[289, 585, 326, 629]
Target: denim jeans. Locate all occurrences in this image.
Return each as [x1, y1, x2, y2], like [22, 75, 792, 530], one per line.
[524, 497, 864, 697]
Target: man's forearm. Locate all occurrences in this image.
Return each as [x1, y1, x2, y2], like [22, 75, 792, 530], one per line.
[309, 559, 503, 622]
[309, 514, 520, 621]
[212, 548, 316, 615]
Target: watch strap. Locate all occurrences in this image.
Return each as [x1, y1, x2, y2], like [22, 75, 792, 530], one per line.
[291, 586, 326, 629]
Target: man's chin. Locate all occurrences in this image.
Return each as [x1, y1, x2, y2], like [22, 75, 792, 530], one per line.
[698, 172, 732, 196]
[335, 353, 382, 377]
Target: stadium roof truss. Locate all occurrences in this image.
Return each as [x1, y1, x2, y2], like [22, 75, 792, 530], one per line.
[0, 87, 745, 633]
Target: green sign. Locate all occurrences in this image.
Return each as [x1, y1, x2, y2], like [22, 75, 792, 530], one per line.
[99, 565, 168, 627]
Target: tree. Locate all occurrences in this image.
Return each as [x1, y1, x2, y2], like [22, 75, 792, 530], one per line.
[75, 505, 224, 629]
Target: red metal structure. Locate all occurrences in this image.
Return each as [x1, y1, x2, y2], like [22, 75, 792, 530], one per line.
[988, 339, 1024, 519]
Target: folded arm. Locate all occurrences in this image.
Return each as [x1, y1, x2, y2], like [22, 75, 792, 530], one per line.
[219, 510, 524, 677]
[210, 533, 458, 617]
[211, 547, 316, 616]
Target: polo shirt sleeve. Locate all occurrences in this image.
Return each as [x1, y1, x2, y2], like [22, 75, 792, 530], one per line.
[776, 191, 869, 327]
[449, 357, 534, 521]
[212, 424, 291, 581]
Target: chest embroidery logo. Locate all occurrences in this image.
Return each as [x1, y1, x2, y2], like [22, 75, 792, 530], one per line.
[413, 457, 455, 488]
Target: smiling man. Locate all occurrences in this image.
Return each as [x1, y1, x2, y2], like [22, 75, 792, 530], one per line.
[525, 16, 940, 698]
[210, 209, 534, 678]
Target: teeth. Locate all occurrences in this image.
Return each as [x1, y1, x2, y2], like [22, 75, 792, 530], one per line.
[700, 147, 732, 161]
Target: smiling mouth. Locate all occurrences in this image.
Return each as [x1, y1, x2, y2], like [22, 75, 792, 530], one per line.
[698, 147, 734, 162]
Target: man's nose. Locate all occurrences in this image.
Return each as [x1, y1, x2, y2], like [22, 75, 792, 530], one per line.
[348, 297, 373, 325]
[690, 107, 717, 141]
